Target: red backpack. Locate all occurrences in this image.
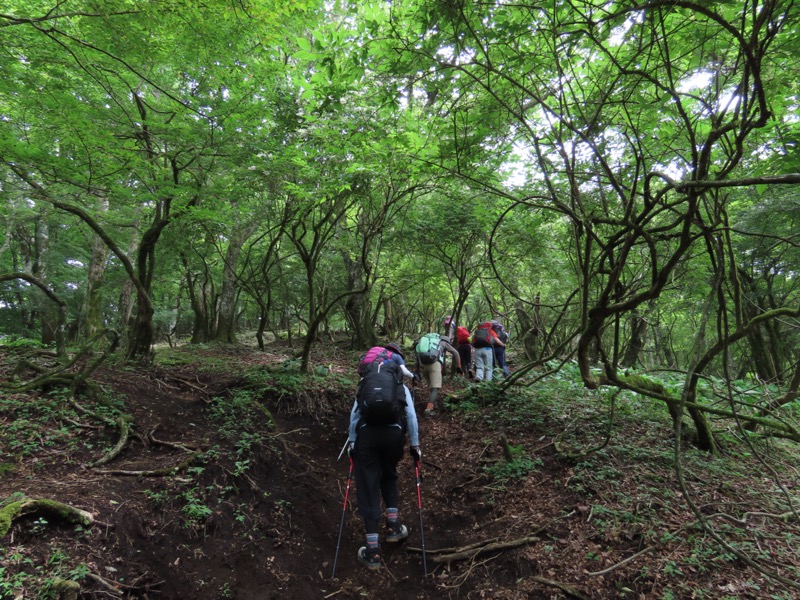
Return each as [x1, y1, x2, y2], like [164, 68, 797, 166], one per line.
[456, 326, 471, 344]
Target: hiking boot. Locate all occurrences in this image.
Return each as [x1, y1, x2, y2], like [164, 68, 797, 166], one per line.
[385, 521, 408, 543]
[357, 546, 382, 569]
[424, 409, 436, 419]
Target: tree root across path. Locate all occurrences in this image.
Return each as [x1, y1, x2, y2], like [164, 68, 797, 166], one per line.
[0, 497, 94, 536]
[405, 511, 585, 598]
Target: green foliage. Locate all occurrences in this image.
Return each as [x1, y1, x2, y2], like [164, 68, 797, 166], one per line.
[0, 390, 95, 459]
[154, 348, 237, 374]
[0, 544, 89, 600]
[207, 390, 269, 440]
[483, 453, 541, 483]
[179, 488, 213, 527]
[0, 335, 48, 349]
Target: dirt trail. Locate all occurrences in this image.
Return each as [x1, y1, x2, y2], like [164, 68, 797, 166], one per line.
[0, 349, 614, 599]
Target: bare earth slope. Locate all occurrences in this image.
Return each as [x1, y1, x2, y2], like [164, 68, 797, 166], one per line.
[1, 344, 798, 599]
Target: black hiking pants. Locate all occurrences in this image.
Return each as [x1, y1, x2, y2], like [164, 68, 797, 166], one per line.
[353, 423, 405, 534]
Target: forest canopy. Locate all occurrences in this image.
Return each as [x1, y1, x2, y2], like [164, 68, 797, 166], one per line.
[1, 0, 799, 451]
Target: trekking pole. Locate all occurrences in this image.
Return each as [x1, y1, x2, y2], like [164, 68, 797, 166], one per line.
[414, 458, 428, 577]
[336, 437, 350, 461]
[331, 456, 354, 580]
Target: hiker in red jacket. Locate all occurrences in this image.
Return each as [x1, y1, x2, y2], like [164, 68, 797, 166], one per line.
[455, 325, 474, 379]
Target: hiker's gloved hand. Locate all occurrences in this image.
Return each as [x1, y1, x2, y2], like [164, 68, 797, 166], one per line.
[410, 446, 422, 462]
[412, 372, 421, 384]
[347, 443, 355, 458]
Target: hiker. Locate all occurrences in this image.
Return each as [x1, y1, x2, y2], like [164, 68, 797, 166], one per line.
[414, 332, 461, 418]
[455, 325, 474, 379]
[491, 320, 511, 378]
[472, 321, 505, 382]
[442, 315, 458, 375]
[442, 315, 457, 343]
[348, 343, 421, 569]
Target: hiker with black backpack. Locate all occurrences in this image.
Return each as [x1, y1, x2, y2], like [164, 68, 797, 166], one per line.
[347, 342, 421, 569]
[414, 332, 461, 418]
[473, 321, 505, 382]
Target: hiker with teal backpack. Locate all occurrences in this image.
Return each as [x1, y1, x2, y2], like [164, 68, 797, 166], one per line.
[473, 321, 505, 382]
[414, 332, 461, 418]
[347, 342, 421, 569]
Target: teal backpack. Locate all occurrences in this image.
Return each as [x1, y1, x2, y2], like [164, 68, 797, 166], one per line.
[415, 333, 442, 365]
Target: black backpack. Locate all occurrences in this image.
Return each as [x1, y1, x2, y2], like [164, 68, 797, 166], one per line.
[473, 326, 490, 345]
[356, 351, 405, 426]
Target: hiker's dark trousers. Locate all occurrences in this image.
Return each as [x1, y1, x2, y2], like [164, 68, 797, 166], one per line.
[353, 423, 405, 533]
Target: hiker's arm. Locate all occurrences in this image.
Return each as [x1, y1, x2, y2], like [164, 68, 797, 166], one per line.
[441, 340, 462, 370]
[403, 387, 420, 446]
[400, 364, 415, 379]
[491, 332, 506, 347]
[348, 399, 359, 443]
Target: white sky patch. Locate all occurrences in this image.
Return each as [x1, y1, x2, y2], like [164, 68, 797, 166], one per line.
[608, 12, 644, 47]
[677, 70, 713, 93]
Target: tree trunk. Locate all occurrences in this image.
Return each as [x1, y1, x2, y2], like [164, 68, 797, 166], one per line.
[342, 250, 376, 348]
[620, 303, 652, 369]
[213, 256, 239, 344]
[80, 230, 109, 341]
[382, 298, 395, 339]
[33, 214, 60, 347]
[213, 223, 257, 344]
[127, 288, 155, 360]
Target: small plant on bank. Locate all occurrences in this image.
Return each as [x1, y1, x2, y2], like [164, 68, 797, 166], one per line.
[180, 487, 213, 527]
[484, 454, 541, 482]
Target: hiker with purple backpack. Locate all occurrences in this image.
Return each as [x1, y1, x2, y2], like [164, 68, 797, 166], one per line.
[491, 320, 511, 378]
[347, 343, 421, 569]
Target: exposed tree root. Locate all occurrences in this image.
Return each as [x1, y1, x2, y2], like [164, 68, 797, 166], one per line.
[51, 578, 81, 600]
[430, 534, 541, 563]
[148, 426, 204, 452]
[94, 451, 202, 477]
[88, 417, 131, 467]
[85, 571, 123, 596]
[5, 330, 119, 395]
[0, 497, 94, 536]
[528, 576, 589, 600]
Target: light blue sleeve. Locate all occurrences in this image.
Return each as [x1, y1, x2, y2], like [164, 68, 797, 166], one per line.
[402, 385, 420, 447]
[348, 398, 359, 443]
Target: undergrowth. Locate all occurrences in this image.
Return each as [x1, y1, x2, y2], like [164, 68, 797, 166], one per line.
[447, 361, 800, 597]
